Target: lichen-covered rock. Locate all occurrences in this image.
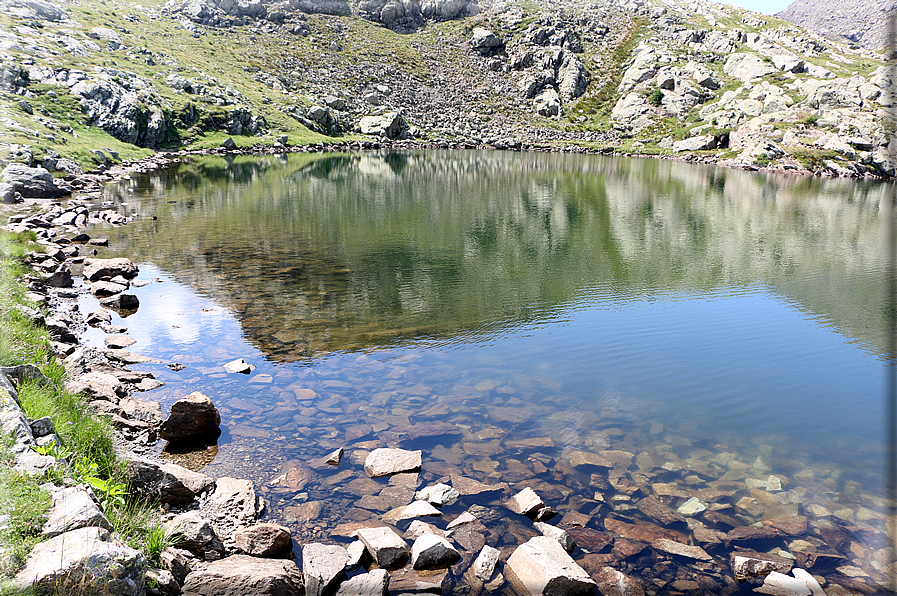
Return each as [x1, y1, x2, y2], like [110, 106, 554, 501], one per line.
[13, 527, 146, 595]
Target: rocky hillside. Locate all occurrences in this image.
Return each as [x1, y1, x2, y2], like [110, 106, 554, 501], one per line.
[0, 0, 893, 182]
[777, 0, 894, 52]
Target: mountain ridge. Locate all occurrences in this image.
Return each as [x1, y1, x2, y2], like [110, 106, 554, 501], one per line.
[0, 0, 892, 183]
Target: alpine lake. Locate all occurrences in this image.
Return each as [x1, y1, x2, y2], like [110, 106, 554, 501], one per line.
[78, 150, 894, 593]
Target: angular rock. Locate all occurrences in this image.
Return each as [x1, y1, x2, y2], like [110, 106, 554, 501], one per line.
[181, 555, 304, 596]
[13, 527, 145, 594]
[303, 543, 349, 596]
[677, 497, 707, 516]
[235, 523, 291, 558]
[505, 536, 596, 596]
[354, 526, 409, 568]
[382, 500, 443, 523]
[99, 293, 140, 311]
[204, 477, 266, 526]
[565, 450, 613, 469]
[411, 533, 460, 570]
[125, 456, 215, 505]
[165, 511, 224, 554]
[534, 522, 575, 553]
[105, 335, 136, 349]
[725, 525, 779, 545]
[335, 568, 389, 596]
[754, 570, 817, 595]
[450, 474, 508, 496]
[471, 27, 502, 54]
[159, 391, 220, 441]
[326, 448, 344, 466]
[416, 482, 459, 507]
[363, 448, 421, 478]
[91, 280, 129, 297]
[42, 486, 113, 538]
[472, 545, 500, 581]
[358, 112, 407, 140]
[506, 487, 545, 517]
[224, 358, 255, 374]
[1, 164, 69, 198]
[651, 538, 711, 561]
[637, 496, 686, 526]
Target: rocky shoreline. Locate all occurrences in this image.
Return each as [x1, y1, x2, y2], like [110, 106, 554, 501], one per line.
[1, 147, 895, 595]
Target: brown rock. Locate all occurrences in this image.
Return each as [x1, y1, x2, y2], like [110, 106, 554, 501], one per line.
[271, 462, 318, 491]
[636, 496, 685, 526]
[604, 518, 678, 543]
[761, 516, 808, 536]
[730, 550, 793, 581]
[83, 257, 139, 281]
[612, 538, 647, 559]
[159, 392, 220, 441]
[651, 538, 712, 561]
[565, 527, 612, 552]
[450, 474, 508, 496]
[234, 523, 292, 558]
[724, 525, 780, 545]
[593, 566, 646, 596]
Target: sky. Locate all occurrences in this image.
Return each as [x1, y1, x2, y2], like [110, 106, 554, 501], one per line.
[721, 0, 794, 15]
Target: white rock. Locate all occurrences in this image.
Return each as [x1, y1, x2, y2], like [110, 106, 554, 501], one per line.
[790, 569, 825, 596]
[382, 500, 443, 523]
[346, 540, 366, 569]
[754, 570, 812, 595]
[223, 358, 254, 374]
[335, 568, 389, 596]
[411, 533, 460, 570]
[416, 483, 459, 507]
[506, 487, 544, 516]
[447, 511, 478, 529]
[677, 497, 707, 516]
[354, 526, 409, 568]
[363, 448, 422, 478]
[303, 543, 349, 596]
[473, 545, 500, 581]
[533, 522, 575, 553]
[505, 536, 596, 596]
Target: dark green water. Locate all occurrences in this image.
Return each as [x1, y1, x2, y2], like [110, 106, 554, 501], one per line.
[82, 151, 893, 587]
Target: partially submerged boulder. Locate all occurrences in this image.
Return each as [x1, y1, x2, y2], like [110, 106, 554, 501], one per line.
[159, 391, 221, 442]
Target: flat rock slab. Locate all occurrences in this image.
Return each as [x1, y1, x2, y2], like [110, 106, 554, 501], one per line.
[505, 536, 596, 596]
[363, 448, 422, 478]
[411, 533, 460, 570]
[42, 486, 112, 538]
[354, 526, 409, 568]
[83, 257, 138, 281]
[13, 527, 145, 595]
[335, 568, 389, 596]
[182, 554, 304, 596]
[564, 449, 613, 469]
[382, 500, 443, 523]
[604, 518, 679, 543]
[450, 474, 508, 496]
[105, 334, 136, 349]
[534, 522, 575, 553]
[651, 538, 712, 561]
[636, 496, 685, 526]
[303, 543, 349, 596]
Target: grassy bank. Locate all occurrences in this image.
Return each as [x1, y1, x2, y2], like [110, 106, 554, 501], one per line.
[0, 228, 173, 587]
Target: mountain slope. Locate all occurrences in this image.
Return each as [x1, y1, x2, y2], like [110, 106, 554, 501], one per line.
[0, 0, 892, 181]
[776, 0, 894, 52]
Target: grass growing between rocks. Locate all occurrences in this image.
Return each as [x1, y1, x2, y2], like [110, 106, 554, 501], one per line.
[0, 229, 171, 579]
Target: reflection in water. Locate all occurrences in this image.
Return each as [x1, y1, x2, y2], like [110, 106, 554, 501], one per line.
[85, 151, 892, 590]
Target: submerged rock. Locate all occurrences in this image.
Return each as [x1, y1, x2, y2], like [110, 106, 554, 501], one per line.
[363, 448, 421, 478]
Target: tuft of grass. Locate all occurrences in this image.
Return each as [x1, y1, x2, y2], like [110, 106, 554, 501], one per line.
[0, 462, 53, 578]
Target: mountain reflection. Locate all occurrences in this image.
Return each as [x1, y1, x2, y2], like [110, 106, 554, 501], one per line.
[100, 151, 891, 361]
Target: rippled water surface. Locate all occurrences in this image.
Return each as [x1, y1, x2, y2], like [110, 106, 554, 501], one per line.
[82, 151, 893, 590]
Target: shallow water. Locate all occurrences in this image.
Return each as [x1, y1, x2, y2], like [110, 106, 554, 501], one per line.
[82, 151, 893, 590]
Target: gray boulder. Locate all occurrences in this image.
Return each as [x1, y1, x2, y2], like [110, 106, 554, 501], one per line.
[13, 527, 146, 595]
[471, 27, 502, 54]
[181, 555, 304, 596]
[303, 543, 349, 596]
[723, 53, 777, 82]
[125, 456, 215, 505]
[358, 112, 408, 139]
[505, 536, 595, 596]
[165, 511, 225, 554]
[235, 523, 292, 557]
[1, 164, 69, 198]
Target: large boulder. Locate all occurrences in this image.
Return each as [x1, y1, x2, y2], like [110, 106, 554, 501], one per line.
[125, 456, 215, 505]
[471, 27, 502, 54]
[358, 112, 408, 139]
[82, 258, 140, 281]
[42, 486, 113, 538]
[181, 555, 304, 596]
[13, 527, 146, 595]
[723, 52, 777, 82]
[505, 536, 595, 596]
[159, 391, 221, 441]
[1, 164, 70, 198]
[235, 523, 292, 558]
